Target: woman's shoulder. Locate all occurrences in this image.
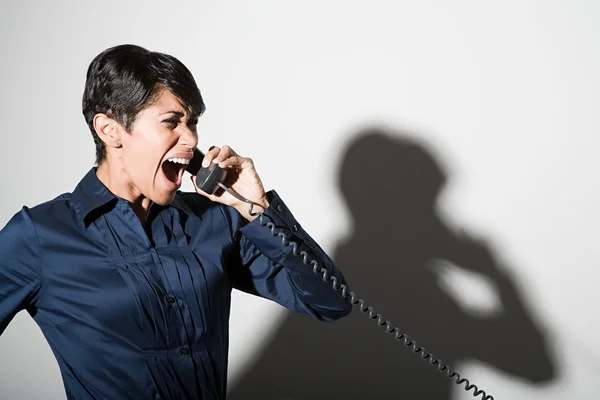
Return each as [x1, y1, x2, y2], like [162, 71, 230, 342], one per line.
[29, 192, 73, 212]
[1, 194, 71, 244]
[14, 192, 77, 228]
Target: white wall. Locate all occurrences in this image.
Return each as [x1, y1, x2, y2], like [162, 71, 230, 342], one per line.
[1, 1, 598, 399]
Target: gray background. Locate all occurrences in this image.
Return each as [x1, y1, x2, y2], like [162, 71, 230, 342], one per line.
[1, 0, 599, 398]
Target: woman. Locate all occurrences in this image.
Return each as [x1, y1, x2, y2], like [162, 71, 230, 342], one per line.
[0, 44, 351, 399]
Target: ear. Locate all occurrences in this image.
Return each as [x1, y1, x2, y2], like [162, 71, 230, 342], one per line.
[93, 113, 123, 148]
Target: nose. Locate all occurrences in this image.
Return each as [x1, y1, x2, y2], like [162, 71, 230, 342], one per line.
[180, 125, 198, 150]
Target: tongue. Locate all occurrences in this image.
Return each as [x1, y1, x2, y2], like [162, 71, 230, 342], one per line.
[163, 162, 184, 185]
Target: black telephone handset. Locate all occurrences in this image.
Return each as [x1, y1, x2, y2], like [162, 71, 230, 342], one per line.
[185, 148, 228, 195]
[185, 146, 493, 400]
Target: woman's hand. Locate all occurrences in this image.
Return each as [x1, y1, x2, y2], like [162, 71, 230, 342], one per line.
[190, 145, 270, 221]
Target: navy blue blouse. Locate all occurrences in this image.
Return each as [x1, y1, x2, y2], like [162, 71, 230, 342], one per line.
[0, 168, 351, 399]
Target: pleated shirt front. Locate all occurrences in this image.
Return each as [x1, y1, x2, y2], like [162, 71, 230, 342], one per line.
[0, 168, 351, 399]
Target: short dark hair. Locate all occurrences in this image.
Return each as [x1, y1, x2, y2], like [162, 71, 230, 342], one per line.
[82, 44, 205, 164]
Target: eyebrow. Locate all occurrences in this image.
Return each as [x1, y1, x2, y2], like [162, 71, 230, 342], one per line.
[160, 111, 185, 118]
[160, 111, 199, 120]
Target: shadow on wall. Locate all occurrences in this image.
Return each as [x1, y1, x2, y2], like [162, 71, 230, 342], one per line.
[228, 127, 557, 400]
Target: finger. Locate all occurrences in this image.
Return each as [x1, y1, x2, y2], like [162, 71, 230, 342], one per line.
[212, 145, 238, 165]
[202, 145, 221, 168]
[218, 155, 250, 169]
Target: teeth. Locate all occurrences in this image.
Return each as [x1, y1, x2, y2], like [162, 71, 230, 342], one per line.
[167, 158, 190, 165]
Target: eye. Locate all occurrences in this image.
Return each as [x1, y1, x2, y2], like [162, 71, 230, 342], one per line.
[163, 119, 179, 129]
[187, 120, 198, 129]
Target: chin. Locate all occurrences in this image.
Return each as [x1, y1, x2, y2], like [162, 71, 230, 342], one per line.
[152, 191, 177, 206]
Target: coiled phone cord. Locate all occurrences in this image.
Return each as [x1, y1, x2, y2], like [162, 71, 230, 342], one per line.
[219, 182, 494, 400]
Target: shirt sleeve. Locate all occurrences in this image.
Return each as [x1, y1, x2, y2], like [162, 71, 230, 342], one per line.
[0, 207, 42, 335]
[221, 190, 352, 322]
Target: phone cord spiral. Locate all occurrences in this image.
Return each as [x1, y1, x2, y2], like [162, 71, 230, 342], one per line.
[218, 182, 494, 400]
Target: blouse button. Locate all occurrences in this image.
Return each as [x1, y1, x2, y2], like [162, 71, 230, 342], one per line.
[166, 296, 176, 304]
[179, 347, 190, 355]
[293, 224, 299, 231]
[277, 205, 283, 212]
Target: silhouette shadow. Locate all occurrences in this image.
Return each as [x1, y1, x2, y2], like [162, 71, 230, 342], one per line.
[228, 127, 557, 399]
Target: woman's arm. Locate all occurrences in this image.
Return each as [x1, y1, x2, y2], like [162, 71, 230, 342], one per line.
[221, 190, 352, 322]
[0, 208, 42, 335]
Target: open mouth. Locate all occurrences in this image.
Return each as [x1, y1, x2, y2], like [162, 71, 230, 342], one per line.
[162, 157, 190, 187]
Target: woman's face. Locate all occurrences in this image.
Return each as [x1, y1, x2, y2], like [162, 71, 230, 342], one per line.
[118, 87, 199, 205]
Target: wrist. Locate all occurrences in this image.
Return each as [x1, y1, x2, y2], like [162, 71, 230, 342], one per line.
[255, 194, 270, 211]
[235, 194, 270, 222]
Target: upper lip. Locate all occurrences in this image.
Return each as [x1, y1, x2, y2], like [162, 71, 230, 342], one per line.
[164, 152, 193, 164]
[167, 152, 193, 160]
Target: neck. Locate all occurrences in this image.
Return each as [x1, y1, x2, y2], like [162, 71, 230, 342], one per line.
[96, 160, 151, 224]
